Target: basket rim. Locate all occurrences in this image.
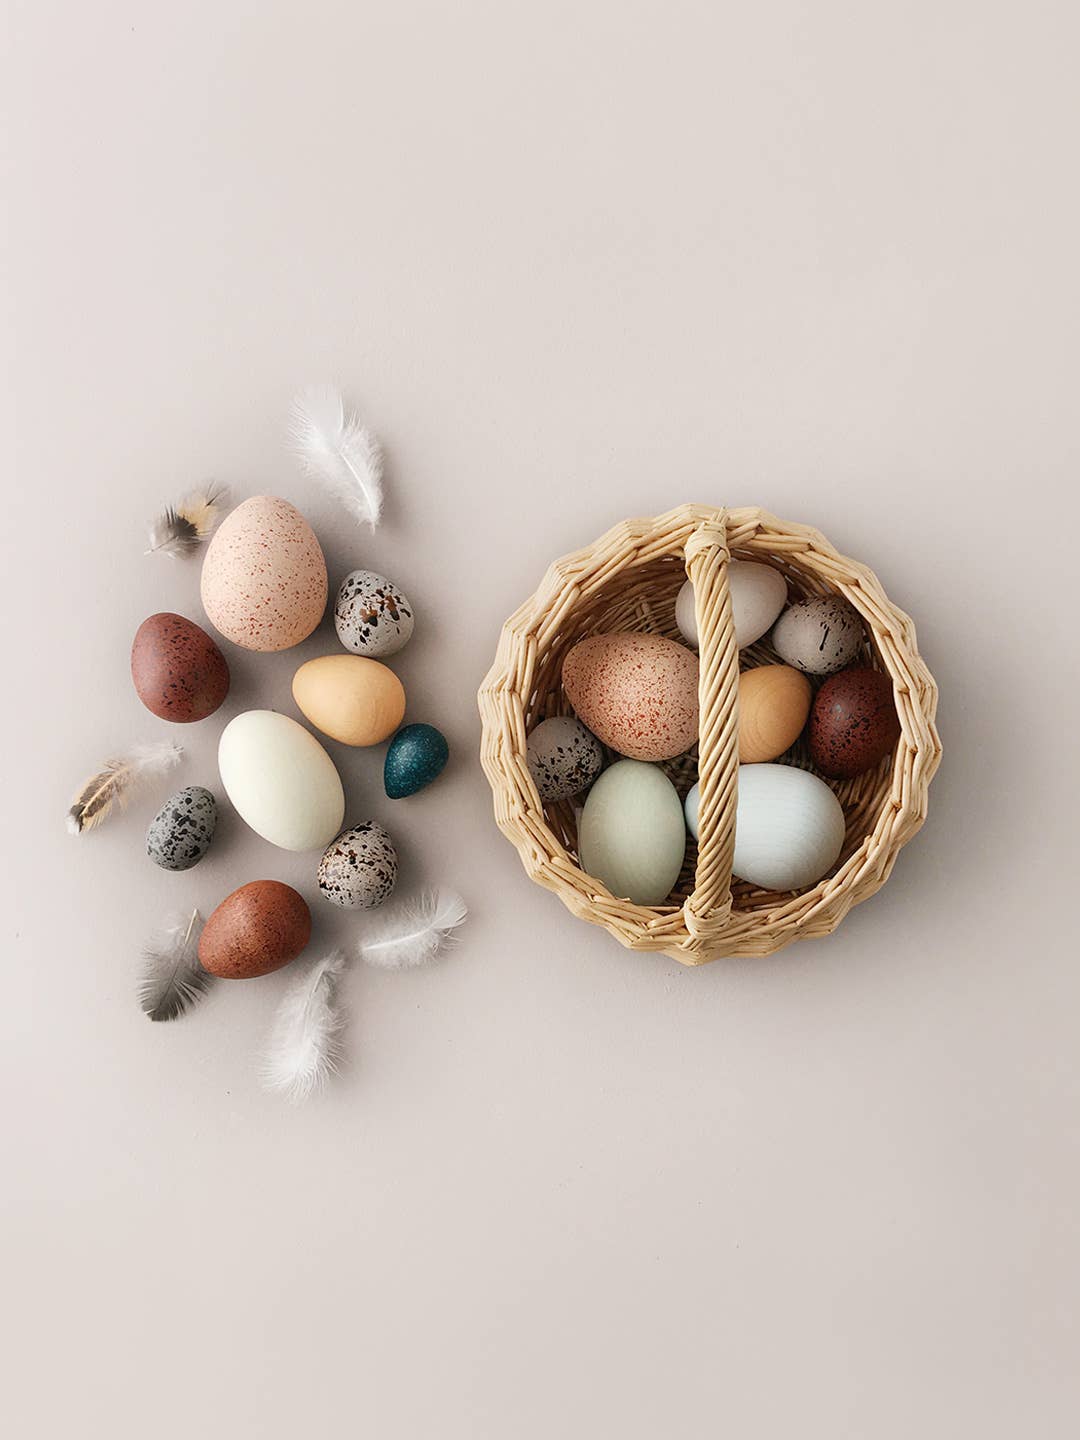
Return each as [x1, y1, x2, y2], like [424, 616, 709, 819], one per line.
[478, 504, 941, 964]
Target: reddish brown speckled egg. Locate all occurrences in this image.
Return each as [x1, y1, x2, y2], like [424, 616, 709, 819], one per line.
[200, 496, 327, 652]
[808, 666, 901, 779]
[131, 612, 230, 722]
[563, 632, 699, 761]
[198, 880, 312, 980]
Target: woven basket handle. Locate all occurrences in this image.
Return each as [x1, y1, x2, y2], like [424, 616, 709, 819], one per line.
[682, 515, 739, 952]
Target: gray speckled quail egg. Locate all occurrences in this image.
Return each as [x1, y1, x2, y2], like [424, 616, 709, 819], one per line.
[146, 786, 217, 871]
[526, 716, 604, 802]
[771, 595, 865, 675]
[317, 822, 398, 909]
[334, 569, 414, 658]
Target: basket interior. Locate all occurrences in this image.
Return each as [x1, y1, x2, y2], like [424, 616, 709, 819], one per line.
[522, 545, 899, 917]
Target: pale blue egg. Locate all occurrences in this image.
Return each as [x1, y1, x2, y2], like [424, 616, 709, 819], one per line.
[578, 760, 686, 906]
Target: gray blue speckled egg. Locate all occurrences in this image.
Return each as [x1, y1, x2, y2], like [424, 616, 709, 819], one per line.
[526, 716, 604, 802]
[146, 786, 217, 871]
[317, 822, 398, 909]
[771, 595, 865, 675]
[334, 569, 414, 658]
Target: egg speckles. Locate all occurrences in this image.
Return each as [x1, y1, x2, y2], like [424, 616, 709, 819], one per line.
[200, 496, 328, 652]
[526, 716, 603, 802]
[335, 569, 414, 658]
[146, 786, 217, 871]
[562, 632, 699, 762]
[317, 822, 398, 909]
[771, 595, 865, 675]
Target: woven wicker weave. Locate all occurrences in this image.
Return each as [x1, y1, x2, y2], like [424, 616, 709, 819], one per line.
[478, 505, 941, 964]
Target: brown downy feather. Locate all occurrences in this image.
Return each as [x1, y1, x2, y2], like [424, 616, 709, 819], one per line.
[147, 484, 229, 557]
[67, 741, 182, 835]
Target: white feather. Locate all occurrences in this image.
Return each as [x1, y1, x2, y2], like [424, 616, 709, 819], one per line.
[67, 740, 183, 834]
[289, 385, 384, 528]
[357, 889, 468, 970]
[262, 950, 348, 1102]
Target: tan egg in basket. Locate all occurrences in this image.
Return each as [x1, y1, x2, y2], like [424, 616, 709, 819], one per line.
[478, 505, 941, 964]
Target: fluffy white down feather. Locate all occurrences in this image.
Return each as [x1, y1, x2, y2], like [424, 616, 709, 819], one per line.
[262, 950, 348, 1102]
[288, 385, 384, 528]
[357, 889, 468, 970]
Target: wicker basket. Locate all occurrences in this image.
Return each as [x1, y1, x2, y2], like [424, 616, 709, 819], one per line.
[478, 505, 941, 964]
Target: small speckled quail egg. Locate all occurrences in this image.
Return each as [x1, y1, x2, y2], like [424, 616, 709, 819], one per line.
[334, 569, 414, 658]
[526, 716, 604, 802]
[771, 594, 864, 675]
[146, 786, 217, 871]
[317, 822, 398, 909]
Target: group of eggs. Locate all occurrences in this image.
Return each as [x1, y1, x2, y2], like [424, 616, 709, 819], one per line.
[131, 494, 449, 980]
[526, 560, 901, 907]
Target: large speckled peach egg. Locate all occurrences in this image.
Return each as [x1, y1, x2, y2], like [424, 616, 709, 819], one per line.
[738, 664, 812, 763]
[200, 496, 327, 652]
[131, 612, 229, 722]
[292, 655, 406, 746]
[562, 632, 698, 761]
[198, 880, 311, 980]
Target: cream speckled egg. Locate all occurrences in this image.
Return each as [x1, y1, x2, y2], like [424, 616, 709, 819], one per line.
[526, 716, 604, 802]
[771, 594, 864, 675]
[200, 496, 328, 652]
[317, 822, 398, 909]
[218, 710, 345, 851]
[334, 569, 414, 657]
[676, 561, 788, 649]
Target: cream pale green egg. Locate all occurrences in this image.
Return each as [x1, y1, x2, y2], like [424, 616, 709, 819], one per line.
[218, 710, 345, 852]
[578, 760, 686, 906]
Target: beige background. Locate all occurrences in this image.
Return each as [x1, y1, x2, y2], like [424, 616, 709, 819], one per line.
[3, 2, 1078, 1436]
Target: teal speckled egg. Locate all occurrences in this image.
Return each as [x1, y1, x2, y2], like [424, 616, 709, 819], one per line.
[384, 724, 450, 799]
[578, 759, 686, 906]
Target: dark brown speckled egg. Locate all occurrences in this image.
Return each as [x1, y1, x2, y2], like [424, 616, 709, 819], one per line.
[198, 881, 311, 979]
[131, 612, 229, 722]
[808, 666, 901, 779]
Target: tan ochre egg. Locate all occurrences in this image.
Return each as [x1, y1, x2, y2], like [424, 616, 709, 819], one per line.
[738, 665, 812, 763]
[292, 655, 406, 746]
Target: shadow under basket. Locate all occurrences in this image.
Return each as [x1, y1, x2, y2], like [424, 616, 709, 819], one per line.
[478, 505, 941, 964]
